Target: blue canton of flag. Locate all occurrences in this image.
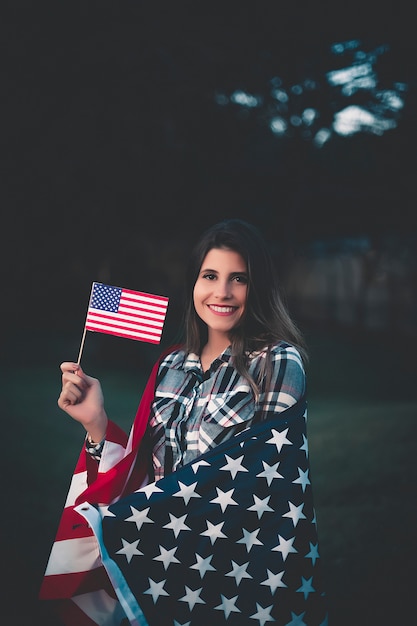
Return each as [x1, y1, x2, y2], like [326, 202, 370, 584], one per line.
[77, 399, 328, 626]
[91, 283, 122, 312]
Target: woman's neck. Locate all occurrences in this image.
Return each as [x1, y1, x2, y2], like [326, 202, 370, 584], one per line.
[200, 335, 230, 372]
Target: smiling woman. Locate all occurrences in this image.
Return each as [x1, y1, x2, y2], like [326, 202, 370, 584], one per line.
[41, 219, 328, 626]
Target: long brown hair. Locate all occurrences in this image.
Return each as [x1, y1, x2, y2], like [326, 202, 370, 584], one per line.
[182, 219, 307, 396]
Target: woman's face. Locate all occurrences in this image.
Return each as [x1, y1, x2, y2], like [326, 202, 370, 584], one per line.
[193, 247, 248, 342]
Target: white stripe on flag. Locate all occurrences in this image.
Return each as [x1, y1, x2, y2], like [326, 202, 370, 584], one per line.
[44, 537, 102, 575]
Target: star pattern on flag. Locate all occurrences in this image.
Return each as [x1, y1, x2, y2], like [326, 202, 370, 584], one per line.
[210, 487, 239, 512]
[293, 468, 311, 492]
[179, 586, 205, 610]
[266, 427, 292, 452]
[173, 481, 201, 505]
[154, 545, 180, 570]
[125, 506, 154, 530]
[201, 520, 227, 545]
[297, 576, 316, 600]
[305, 542, 320, 566]
[163, 513, 191, 537]
[237, 527, 263, 552]
[190, 553, 216, 578]
[248, 494, 274, 519]
[220, 454, 249, 479]
[144, 578, 169, 602]
[283, 502, 307, 527]
[256, 460, 284, 485]
[215, 594, 241, 618]
[226, 560, 252, 585]
[116, 538, 143, 563]
[261, 569, 287, 593]
[94, 400, 328, 625]
[273, 535, 298, 561]
[250, 603, 275, 626]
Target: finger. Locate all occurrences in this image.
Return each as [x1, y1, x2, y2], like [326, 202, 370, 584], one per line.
[60, 362, 84, 375]
[58, 383, 85, 407]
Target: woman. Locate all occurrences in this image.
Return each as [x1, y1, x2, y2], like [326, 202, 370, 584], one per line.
[41, 219, 328, 626]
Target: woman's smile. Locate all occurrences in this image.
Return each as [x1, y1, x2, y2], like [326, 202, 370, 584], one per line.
[207, 304, 239, 315]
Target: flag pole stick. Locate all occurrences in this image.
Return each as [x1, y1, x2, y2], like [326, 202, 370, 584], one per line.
[77, 282, 95, 366]
[77, 326, 87, 366]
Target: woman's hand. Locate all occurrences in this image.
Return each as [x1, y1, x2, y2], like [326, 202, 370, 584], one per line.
[58, 362, 108, 442]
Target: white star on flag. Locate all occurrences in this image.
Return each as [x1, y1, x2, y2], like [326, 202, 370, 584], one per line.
[266, 427, 292, 452]
[292, 468, 311, 492]
[173, 481, 201, 504]
[237, 527, 263, 552]
[138, 483, 164, 499]
[214, 594, 241, 618]
[190, 459, 210, 473]
[248, 494, 274, 519]
[201, 520, 227, 544]
[250, 603, 275, 625]
[226, 560, 252, 585]
[154, 545, 180, 570]
[179, 586, 205, 610]
[210, 487, 239, 512]
[125, 506, 154, 530]
[300, 434, 309, 457]
[261, 569, 287, 593]
[283, 501, 307, 527]
[272, 535, 298, 561]
[190, 553, 216, 578]
[220, 454, 249, 479]
[144, 578, 169, 603]
[163, 513, 191, 537]
[115, 538, 142, 563]
[257, 460, 283, 485]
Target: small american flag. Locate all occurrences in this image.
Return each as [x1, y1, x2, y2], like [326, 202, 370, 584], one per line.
[85, 282, 169, 344]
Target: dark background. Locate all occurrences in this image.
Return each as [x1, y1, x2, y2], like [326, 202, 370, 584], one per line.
[1, 2, 417, 625]
[2, 0, 416, 349]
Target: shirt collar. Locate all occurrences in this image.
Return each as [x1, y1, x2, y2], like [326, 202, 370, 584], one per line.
[183, 346, 232, 373]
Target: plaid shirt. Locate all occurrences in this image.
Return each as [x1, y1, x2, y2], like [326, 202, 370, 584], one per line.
[148, 341, 305, 480]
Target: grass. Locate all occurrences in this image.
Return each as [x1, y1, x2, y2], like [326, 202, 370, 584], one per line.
[2, 328, 416, 625]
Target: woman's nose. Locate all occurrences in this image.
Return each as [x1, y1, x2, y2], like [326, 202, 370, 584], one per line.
[214, 280, 231, 298]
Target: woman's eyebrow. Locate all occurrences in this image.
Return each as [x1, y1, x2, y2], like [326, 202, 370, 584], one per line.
[200, 267, 218, 273]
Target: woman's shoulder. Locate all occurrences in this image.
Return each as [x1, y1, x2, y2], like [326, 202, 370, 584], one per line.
[271, 340, 303, 358]
[253, 340, 302, 357]
[157, 345, 187, 369]
[251, 341, 304, 369]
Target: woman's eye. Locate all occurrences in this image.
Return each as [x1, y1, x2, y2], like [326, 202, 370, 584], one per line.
[234, 275, 248, 283]
[202, 273, 216, 280]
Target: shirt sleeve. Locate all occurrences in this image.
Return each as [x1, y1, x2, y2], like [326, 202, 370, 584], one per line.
[258, 343, 306, 418]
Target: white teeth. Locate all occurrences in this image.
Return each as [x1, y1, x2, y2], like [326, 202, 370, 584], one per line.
[210, 305, 235, 313]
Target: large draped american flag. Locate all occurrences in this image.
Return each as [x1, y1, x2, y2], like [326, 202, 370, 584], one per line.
[40, 351, 328, 626]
